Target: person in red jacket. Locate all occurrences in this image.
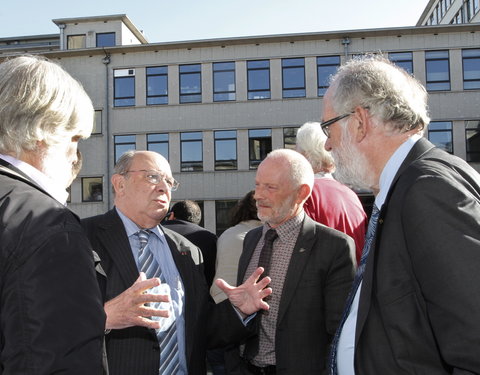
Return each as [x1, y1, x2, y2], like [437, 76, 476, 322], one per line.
[296, 121, 367, 263]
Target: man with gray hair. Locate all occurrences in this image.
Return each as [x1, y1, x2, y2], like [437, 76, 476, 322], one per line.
[226, 148, 355, 374]
[296, 121, 367, 263]
[0, 55, 105, 373]
[324, 56, 480, 374]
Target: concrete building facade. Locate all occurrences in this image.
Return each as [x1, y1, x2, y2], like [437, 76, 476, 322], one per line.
[1, 14, 479, 234]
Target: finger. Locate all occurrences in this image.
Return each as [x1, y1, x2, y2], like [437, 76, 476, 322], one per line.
[255, 275, 272, 290]
[245, 267, 265, 284]
[137, 272, 147, 282]
[215, 278, 234, 293]
[139, 306, 171, 318]
[132, 277, 161, 293]
[258, 286, 273, 300]
[137, 293, 170, 304]
[136, 316, 161, 330]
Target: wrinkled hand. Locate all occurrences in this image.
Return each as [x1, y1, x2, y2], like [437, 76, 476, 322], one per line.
[215, 267, 272, 317]
[105, 272, 171, 330]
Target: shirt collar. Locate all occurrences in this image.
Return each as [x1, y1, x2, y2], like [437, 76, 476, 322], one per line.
[115, 207, 163, 240]
[0, 154, 69, 205]
[264, 210, 305, 242]
[376, 134, 422, 209]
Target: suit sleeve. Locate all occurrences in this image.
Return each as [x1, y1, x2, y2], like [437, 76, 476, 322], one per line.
[402, 173, 480, 372]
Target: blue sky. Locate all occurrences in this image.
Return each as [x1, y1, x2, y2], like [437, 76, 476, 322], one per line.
[1, 0, 430, 43]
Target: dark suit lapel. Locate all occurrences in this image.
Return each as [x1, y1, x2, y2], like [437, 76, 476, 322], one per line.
[237, 227, 263, 285]
[98, 209, 140, 288]
[355, 137, 435, 343]
[277, 215, 315, 324]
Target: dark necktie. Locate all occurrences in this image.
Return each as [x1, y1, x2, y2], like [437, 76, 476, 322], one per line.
[328, 205, 381, 375]
[257, 229, 278, 279]
[136, 230, 180, 374]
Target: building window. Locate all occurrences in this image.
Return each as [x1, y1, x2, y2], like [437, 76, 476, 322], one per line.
[147, 133, 169, 160]
[215, 200, 238, 236]
[114, 69, 135, 107]
[475, 0, 480, 14]
[179, 64, 201, 103]
[214, 130, 237, 170]
[389, 52, 413, 75]
[282, 58, 306, 98]
[247, 60, 270, 100]
[114, 135, 136, 163]
[213, 62, 236, 101]
[249, 129, 272, 169]
[67, 35, 86, 50]
[283, 127, 299, 149]
[96, 32, 115, 47]
[317, 56, 340, 96]
[466, 120, 480, 162]
[181, 132, 203, 171]
[82, 177, 103, 202]
[462, 49, 480, 90]
[93, 110, 102, 134]
[428, 121, 453, 153]
[425, 51, 450, 91]
[146, 66, 168, 105]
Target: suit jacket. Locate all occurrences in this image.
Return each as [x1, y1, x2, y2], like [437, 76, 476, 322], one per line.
[354, 138, 480, 374]
[0, 159, 105, 374]
[162, 219, 218, 287]
[82, 209, 250, 375]
[227, 214, 355, 375]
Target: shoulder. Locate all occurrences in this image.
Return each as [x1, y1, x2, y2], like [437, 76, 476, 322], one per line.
[162, 226, 203, 264]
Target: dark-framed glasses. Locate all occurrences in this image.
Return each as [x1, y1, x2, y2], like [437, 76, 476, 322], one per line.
[320, 112, 354, 138]
[122, 169, 179, 191]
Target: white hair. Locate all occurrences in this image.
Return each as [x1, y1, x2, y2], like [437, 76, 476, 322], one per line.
[296, 121, 335, 173]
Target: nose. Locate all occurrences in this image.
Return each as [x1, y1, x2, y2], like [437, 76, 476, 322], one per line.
[324, 137, 333, 151]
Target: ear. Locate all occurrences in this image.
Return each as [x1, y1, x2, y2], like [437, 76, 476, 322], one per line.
[352, 106, 370, 143]
[111, 174, 125, 197]
[297, 184, 311, 204]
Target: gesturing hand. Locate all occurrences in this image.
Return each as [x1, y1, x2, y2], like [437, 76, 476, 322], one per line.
[215, 267, 272, 317]
[105, 272, 171, 330]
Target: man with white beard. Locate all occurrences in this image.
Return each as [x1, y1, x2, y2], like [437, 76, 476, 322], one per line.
[225, 148, 355, 374]
[324, 56, 480, 375]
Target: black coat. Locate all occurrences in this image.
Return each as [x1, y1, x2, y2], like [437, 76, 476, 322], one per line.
[0, 159, 105, 374]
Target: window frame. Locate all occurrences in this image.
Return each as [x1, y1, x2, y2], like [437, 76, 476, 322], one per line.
[179, 64, 202, 104]
[213, 62, 236, 102]
[81, 176, 104, 202]
[114, 69, 136, 107]
[114, 134, 136, 163]
[317, 56, 340, 96]
[465, 120, 480, 162]
[146, 66, 168, 105]
[247, 60, 271, 100]
[147, 133, 169, 161]
[282, 58, 306, 98]
[425, 50, 451, 92]
[180, 131, 203, 171]
[214, 130, 237, 170]
[248, 128, 272, 169]
[462, 49, 480, 90]
[427, 121, 453, 154]
[388, 52, 414, 75]
[96, 32, 115, 47]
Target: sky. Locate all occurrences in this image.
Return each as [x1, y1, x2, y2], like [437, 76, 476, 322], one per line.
[1, 0, 430, 43]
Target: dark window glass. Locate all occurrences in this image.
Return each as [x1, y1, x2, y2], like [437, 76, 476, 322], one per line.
[114, 69, 135, 107]
[249, 129, 272, 169]
[213, 62, 235, 101]
[215, 200, 237, 236]
[428, 121, 453, 153]
[282, 58, 305, 98]
[283, 127, 299, 149]
[181, 132, 203, 171]
[180, 64, 201, 103]
[462, 49, 480, 90]
[147, 133, 169, 160]
[114, 135, 136, 162]
[466, 120, 480, 162]
[317, 56, 340, 96]
[389, 52, 414, 74]
[147, 66, 168, 105]
[96, 32, 115, 47]
[67, 35, 85, 50]
[425, 51, 450, 91]
[82, 177, 103, 202]
[247, 60, 270, 100]
[214, 130, 237, 170]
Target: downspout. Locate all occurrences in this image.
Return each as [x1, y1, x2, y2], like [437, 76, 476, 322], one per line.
[102, 50, 111, 208]
[58, 24, 66, 50]
[342, 37, 350, 60]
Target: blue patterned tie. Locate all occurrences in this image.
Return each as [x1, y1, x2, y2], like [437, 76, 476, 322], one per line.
[137, 230, 180, 375]
[328, 205, 381, 375]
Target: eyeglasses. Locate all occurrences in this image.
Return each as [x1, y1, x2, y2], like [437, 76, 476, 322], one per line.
[320, 112, 354, 138]
[122, 169, 179, 191]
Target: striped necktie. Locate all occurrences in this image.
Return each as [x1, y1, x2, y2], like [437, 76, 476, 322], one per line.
[328, 205, 381, 375]
[136, 229, 180, 374]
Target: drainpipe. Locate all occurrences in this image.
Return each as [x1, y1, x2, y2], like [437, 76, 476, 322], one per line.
[342, 37, 350, 60]
[58, 24, 66, 50]
[102, 51, 111, 208]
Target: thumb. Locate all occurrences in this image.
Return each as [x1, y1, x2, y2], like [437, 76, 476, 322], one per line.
[215, 278, 234, 293]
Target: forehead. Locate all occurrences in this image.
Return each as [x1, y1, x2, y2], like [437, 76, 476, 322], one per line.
[130, 153, 171, 174]
[256, 158, 289, 185]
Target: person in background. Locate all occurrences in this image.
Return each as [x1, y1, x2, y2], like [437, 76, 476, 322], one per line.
[325, 56, 480, 375]
[226, 149, 355, 374]
[0, 55, 105, 374]
[296, 121, 367, 263]
[210, 190, 262, 303]
[82, 150, 273, 375]
[163, 199, 218, 287]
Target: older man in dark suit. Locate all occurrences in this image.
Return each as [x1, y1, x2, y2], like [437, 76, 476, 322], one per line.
[226, 148, 355, 375]
[325, 56, 480, 374]
[82, 150, 272, 375]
